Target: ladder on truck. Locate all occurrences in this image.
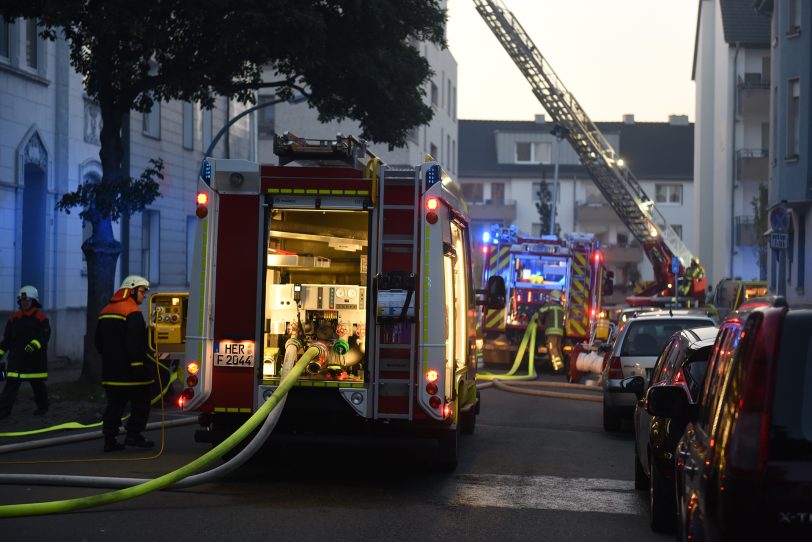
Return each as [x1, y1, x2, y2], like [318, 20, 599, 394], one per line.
[473, 0, 698, 284]
[371, 165, 420, 420]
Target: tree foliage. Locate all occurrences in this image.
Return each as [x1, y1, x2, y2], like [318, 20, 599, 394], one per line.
[0, 0, 446, 380]
[534, 179, 553, 236]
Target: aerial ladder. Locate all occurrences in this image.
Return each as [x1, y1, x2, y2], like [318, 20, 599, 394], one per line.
[473, 0, 707, 304]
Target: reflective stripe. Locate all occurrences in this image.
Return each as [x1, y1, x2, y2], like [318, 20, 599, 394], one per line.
[266, 188, 369, 196]
[261, 379, 365, 388]
[0, 349, 5, 356]
[7, 372, 48, 379]
[30, 339, 42, 349]
[102, 380, 155, 386]
[99, 314, 126, 321]
[131, 362, 144, 367]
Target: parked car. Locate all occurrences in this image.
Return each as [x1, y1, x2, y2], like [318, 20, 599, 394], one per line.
[708, 278, 768, 321]
[624, 325, 719, 532]
[601, 309, 717, 432]
[648, 299, 812, 541]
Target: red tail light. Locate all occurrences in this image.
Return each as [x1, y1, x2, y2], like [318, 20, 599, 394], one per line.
[607, 355, 623, 379]
[727, 311, 783, 476]
[673, 368, 686, 385]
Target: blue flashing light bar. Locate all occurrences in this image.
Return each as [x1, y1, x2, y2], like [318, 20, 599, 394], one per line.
[200, 159, 213, 185]
[425, 164, 441, 189]
[482, 231, 491, 243]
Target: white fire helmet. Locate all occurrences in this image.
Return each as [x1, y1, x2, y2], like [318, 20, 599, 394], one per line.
[18, 285, 39, 303]
[120, 275, 150, 291]
[549, 290, 562, 301]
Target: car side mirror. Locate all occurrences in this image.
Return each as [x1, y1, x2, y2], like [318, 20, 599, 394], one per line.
[620, 375, 646, 400]
[646, 385, 692, 418]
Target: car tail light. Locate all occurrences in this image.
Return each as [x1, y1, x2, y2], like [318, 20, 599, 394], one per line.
[673, 368, 686, 385]
[607, 355, 623, 379]
[727, 311, 783, 476]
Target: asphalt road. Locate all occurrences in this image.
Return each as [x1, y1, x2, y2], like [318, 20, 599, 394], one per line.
[0, 376, 672, 542]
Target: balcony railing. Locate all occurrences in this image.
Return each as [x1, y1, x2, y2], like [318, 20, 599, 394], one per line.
[735, 215, 759, 247]
[575, 202, 622, 223]
[466, 199, 517, 222]
[737, 75, 770, 117]
[736, 148, 769, 181]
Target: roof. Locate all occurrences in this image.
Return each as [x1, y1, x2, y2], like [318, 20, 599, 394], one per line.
[682, 325, 721, 344]
[459, 119, 693, 181]
[719, 0, 771, 47]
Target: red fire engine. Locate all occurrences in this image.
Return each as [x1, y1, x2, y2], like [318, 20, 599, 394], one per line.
[181, 134, 488, 467]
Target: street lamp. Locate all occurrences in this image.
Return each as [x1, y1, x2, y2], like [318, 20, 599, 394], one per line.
[549, 124, 569, 236]
[204, 93, 308, 158]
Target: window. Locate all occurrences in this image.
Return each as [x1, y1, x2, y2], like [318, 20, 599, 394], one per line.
[142, 100, 161, 139]
[0, 18, 10, 59]
[670, 224, 683, 239]
[141, 210, 160, 285]
[490, 182, 505, 205]
[186, 215, 196, 286]
[787, 78, 800, 159]
[24, 18, 38, 69]
[452, 85, 457, 121]
[182, 102, 194, 150]
[430, 82, 438, 107]
[447, 79, 452, 115]
[789, 0, 801, 33]
[515, 142, 552, 164]
[202, 107, 213, 153]
[257, 95, 276, 139]
[461, 183, 483, 203]
[655, 183, 683, 204]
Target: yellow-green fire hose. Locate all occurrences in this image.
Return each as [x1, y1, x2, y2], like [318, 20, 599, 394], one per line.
[477, 313, 539, 381]
[0, 346, 319, 518]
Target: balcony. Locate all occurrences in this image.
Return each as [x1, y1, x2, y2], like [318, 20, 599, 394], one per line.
[575, 202, 622, 223]
[735, 215, 760, 247]
[466, 199, 517, 222]
[737, 74, 770, 117]
[736, 148, 769, 181]
[603, 244, 644, 265]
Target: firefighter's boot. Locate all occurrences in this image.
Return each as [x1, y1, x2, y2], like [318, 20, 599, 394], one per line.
[125, 433, 155, 448]
[104, 438, 125, 452]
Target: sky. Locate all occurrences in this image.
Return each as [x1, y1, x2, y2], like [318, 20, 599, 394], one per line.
[446, 0, 699, 123]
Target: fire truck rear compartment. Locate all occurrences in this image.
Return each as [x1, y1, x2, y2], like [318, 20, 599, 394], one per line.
[263, 208, 369, 389]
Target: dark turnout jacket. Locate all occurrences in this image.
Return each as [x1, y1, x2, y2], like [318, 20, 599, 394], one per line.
[0, 306, 50, 380]
[95, 288, 154, 386]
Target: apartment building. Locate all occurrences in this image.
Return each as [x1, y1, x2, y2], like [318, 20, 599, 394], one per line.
[457, 116, 696, 296]
[754, 0, 811, 304]
[693, 0, 771, 286]
[0, 20, 253, 360]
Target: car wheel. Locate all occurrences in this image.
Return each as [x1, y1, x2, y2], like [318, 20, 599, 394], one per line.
[634, 446, 648, 490]
[602, 401, 621, 432]
[649, 456, 676, 532]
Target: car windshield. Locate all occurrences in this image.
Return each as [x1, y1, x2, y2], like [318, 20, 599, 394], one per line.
[622, 319, 713, 356]
[770, 311, 812, 460]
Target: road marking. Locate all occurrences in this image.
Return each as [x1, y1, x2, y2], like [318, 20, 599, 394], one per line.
[449, 474, 645, 515]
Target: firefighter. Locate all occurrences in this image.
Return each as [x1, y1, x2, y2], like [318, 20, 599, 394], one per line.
[538, 289, 565, 372]
[0, 286, 51, 419]
[95, 275, 155, 452]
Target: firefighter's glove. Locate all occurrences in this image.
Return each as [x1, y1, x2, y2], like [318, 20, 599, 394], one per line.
[24, 340, 41, 354]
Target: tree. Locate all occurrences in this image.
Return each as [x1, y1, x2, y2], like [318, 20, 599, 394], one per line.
[1, 1, 446, 381]
[534, 179, 553, 235]
[751, 183, 769, 280]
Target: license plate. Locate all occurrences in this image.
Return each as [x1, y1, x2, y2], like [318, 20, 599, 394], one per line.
[214, 340, 255, 367]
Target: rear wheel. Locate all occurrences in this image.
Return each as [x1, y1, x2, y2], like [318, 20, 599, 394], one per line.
[649, 456, 676, 532]
[634, 446, 648, 490]
[602, 401, 621, 432]
[437, 424, 460, 470]
[460, 392, 478, 435]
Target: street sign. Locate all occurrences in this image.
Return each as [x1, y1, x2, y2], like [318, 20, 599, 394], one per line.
[770, 206, 789, 233]
[671, 258, 680, 274]
[770, 232, 789, 249]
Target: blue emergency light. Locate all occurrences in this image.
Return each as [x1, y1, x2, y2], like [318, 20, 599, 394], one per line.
[425, 164, 441, 189]
[482, 231, 491, 243]
[200, 159, 213, 185]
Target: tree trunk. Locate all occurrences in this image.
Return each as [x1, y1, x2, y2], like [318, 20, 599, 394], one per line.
[81, 232, 121, 382]
[80, 98, 126, 382]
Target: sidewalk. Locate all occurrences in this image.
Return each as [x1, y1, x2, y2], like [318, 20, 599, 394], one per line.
[0, 358, 181, 439]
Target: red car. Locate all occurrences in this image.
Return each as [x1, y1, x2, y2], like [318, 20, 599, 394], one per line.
[647, 298, 812, 541]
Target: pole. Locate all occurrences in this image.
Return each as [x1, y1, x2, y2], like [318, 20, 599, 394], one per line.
[550, 136, 559, 236]
[204, 94, 307, 158]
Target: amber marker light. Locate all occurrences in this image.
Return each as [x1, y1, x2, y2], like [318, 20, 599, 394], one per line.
[425, 369, 440, 383]
[186, 361, 200, 375]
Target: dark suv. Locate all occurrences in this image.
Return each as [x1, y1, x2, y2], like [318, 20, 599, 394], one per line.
[647, 299, 812, 541]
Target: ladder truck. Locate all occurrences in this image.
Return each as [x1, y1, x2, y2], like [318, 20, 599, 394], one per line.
[473, 0, 707, 306]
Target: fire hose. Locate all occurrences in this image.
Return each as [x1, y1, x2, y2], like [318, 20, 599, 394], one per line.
[0, 344, 319, 517]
